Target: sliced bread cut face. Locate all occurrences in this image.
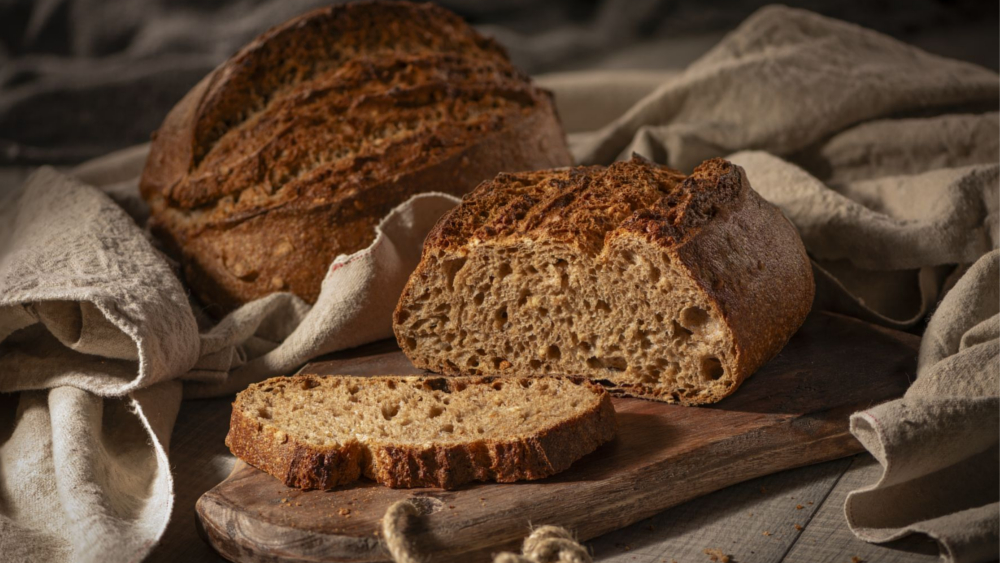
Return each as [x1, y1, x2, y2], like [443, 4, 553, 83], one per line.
[393, 157, 814, 405]
[226, 375, 617, 490]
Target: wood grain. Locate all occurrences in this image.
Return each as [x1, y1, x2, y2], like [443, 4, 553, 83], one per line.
[196, 312, 919, 563]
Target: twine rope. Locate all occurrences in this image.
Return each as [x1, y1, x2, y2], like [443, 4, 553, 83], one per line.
[381, 499, 592, 563]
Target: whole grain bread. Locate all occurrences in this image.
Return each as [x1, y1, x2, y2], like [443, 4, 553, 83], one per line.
[140, 1, 572, 315]
[393, 156, 815, 405]
[226, 374, 617, 489]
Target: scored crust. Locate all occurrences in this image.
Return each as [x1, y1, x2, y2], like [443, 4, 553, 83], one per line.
[140, 1, 572, 315]
[393, 156, 815, 405]
[225, 375, 618, 490]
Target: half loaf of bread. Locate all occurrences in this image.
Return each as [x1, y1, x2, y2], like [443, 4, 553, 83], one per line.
[226, 375, 617, 489]
[140, 1, 572, 314]
[393, 156, 814, 405]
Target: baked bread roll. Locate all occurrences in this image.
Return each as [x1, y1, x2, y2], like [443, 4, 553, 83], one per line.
[226, 374, 617, 489]
[140, 1, 572, 314]
[393, 156, 814, 405]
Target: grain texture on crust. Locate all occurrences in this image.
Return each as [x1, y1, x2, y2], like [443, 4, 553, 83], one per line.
[140, 1, 573, 314]
[225, 375, 617, 490]
[393, 156, 814, 405]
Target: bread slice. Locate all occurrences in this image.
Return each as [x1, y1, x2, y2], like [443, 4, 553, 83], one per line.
[393, 156, 814, 405]
[140, 1, 572, 315]
[226, 375, 617, 489]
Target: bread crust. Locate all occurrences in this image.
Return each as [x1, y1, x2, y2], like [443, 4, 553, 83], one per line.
[225, 375, 617, 490]
[393, 157, 814, 404]
[140, 1, 572, 315]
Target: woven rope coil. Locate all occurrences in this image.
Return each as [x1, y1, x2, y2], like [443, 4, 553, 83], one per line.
[381, 499, 592, 563]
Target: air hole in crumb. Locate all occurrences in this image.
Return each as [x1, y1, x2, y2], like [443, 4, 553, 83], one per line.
[428, 406, 444, 418]
[680, 306, 711, 332]
[396, 310, 410, 324]
[300, 378, 319, 390]
[494, 306, 508, 328]
[519, 379, 532, 388]
[473, 292, 485, 306]
[387, 381, 396, 390]
[605, 357, 627, 372]
[546, 345, 561, 360]
[492, 381, 503, 391]
[404, 337, 417, 350]
[649, 266, 661, 283]
[442, 257, 467, 291]
[702, 357, 724, 380]
[529, 359, 542, 370]
[257, 408, 271, 419]
[348, 385, 360, 394]
[381, 404, 399, 420]
[466, 356, 480, 368]
[441, 424, 454, 433]
[596, 300, 611, 313]
[497, 262, 512, 280]
[477, 427, 485, 434]
[671, 320, 692, 342]
[586, 357, 603, 369]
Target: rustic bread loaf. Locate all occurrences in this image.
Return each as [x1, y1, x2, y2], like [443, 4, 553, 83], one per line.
[140, 1, 572, 315]
[226, 374, 617, 489]
[393, 156, 814, 405]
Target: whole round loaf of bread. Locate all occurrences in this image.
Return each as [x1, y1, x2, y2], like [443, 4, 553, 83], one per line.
[139, 1, 572, 314]
[394, 156, 815, 405]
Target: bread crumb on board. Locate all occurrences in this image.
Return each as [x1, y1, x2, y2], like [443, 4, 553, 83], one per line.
[796, 504, 804, 510]
[338, 508, 351, 516]
[852, 557, 865, 563]
[794, 524, 804, 531]
[762, 530, 772, 536]
[703, 547, 730, 562]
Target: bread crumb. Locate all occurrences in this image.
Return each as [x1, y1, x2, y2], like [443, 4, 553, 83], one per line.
[449, 505, 456, 509]
[794, 524, 803, 531]
[807, 501, 814, 505]
[796, 504, 804, 510]
[703, 548, 730, 562]
[762, 531, 772, 536]
[851, 558, 864, 563]
[338, 508, 351, 516]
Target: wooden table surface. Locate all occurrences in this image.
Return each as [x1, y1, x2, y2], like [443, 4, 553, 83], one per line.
[150, 394, 942, 563]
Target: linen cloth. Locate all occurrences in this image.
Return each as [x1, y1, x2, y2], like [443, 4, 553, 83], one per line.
[0, 5, 996, 563]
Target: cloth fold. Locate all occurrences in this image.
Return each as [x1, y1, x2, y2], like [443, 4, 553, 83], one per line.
[0, 5, 996, 563]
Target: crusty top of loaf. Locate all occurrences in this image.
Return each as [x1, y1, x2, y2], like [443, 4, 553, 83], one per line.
[428, 156, 744, 255]
[141, 0, 554, 228]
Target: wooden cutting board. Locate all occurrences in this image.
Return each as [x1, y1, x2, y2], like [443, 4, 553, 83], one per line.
[196, 312, 918, 563]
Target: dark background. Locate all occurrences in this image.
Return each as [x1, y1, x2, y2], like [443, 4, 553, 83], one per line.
[0, 0, 997, 167]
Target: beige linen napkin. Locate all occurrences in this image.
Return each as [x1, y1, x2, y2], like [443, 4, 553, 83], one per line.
[0, 5, 997, 563]
[0, 155, 459, 563]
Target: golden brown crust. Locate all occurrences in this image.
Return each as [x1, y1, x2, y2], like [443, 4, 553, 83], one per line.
[393, 157, 814, 404]
[140, 1, 572, 315]
[225, 375, 617, 490]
